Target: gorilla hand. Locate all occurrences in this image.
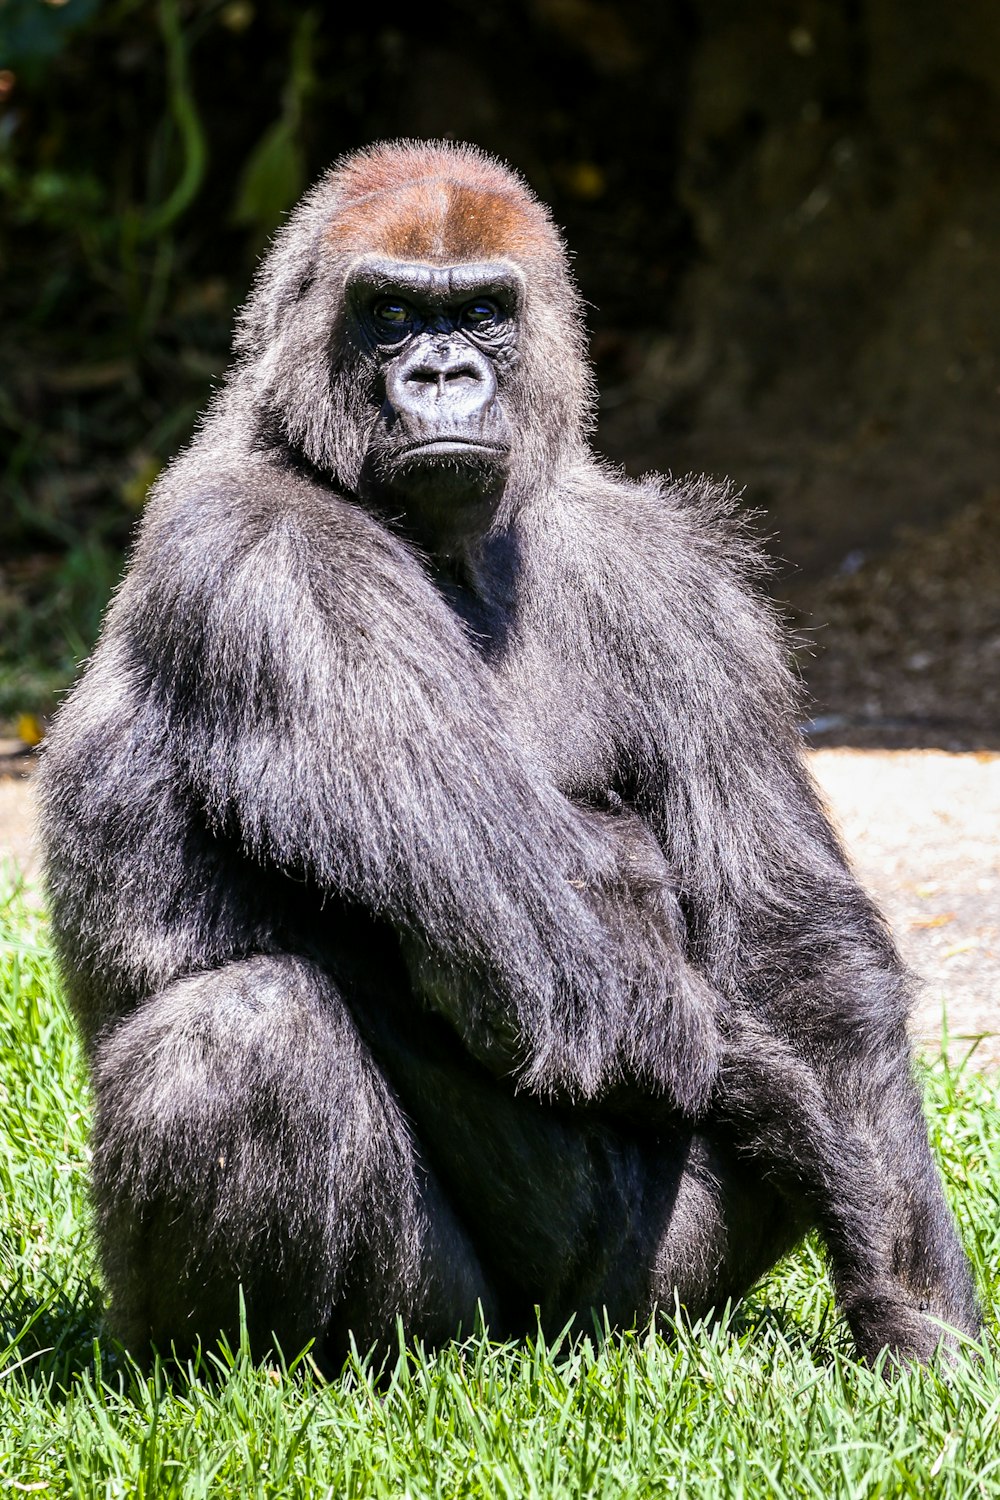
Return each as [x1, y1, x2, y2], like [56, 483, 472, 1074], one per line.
[406, 805, 721, 1119]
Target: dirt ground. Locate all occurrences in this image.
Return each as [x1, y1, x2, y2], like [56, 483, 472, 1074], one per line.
[2, 746, 996, 1070]
[788, 496, 1000, 752]
[810, 748, 999, 1070]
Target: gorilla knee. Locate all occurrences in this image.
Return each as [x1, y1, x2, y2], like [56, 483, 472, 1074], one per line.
[92, 957, 428, 1357]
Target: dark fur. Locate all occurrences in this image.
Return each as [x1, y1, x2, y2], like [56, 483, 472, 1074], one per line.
[39, 141, 979, 1366]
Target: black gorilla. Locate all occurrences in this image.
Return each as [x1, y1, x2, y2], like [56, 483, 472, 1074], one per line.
[39, 140, 979, 1366]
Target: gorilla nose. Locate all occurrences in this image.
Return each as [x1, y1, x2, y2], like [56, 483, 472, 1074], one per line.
[386, 339, 498, 433]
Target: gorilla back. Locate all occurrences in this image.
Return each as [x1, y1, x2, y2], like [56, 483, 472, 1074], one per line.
[39, 140, 979, 1367]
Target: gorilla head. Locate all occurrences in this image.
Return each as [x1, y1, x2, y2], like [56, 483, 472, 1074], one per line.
[233, 141, 594, 548]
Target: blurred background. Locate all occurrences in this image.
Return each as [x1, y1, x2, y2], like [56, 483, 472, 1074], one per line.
[2, 0, 999, 747]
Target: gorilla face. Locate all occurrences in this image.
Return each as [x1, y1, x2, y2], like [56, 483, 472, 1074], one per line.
[348, 255, 522, 536]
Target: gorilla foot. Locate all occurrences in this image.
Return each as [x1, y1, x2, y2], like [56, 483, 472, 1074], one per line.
[843, 1289, 976, 1370]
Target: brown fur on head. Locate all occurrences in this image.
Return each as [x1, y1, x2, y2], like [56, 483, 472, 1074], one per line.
[325, 141, 563, 268]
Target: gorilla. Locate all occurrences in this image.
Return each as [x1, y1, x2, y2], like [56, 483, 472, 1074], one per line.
[39, 140, 979, 1367]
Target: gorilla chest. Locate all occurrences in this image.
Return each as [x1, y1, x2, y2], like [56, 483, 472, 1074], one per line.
[488, 631, 618, 798]
[440, 558, 623, 796]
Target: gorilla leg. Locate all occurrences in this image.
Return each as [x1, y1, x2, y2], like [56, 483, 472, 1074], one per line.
[351, 992, 802, 1336]
[644, 1135, 804, 1321]
[91, 954, 493, 1361]
[716, 1014, 981, 1362]
[350, 992, 657, 1332]
[843, 1054, 981, 1357]
[638, 1021, 978, 1362]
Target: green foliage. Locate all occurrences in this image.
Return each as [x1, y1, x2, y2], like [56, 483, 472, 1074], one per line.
[0, 539, 122, 723]
[0, 1, 349, 734]
[232, 115, 305, 238]
[0, 882, 998, 1497]
[0, 0, 101, 72]
[141, 0, 207, 241]
[0, 2, 322, 732]
[233, 10, 316, 239]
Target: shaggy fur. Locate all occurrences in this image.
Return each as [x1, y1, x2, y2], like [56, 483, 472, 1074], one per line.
[39, 140, 980, 1366]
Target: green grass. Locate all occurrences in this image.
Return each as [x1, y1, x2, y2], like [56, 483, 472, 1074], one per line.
[1, 881, 998, 1498]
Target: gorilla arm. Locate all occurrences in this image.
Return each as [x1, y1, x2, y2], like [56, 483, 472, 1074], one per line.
[561, 471, 980, 1355]
[120, 466, 719, 1114]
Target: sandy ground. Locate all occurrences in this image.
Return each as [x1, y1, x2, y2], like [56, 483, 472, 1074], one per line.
[810, 748, 1000, 1070]
[1, 748, 997, 1069]
[0, 768, 38, 895]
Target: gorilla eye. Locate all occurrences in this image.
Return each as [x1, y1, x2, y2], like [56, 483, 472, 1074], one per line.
[461, 299, 502, 330]
[373, 298, 414, 331]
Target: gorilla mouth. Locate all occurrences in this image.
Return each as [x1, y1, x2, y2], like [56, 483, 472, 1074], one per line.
[398, 438, 509, 462]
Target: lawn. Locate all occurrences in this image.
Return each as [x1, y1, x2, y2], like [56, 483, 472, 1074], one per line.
[1, 880, 998, 1499]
